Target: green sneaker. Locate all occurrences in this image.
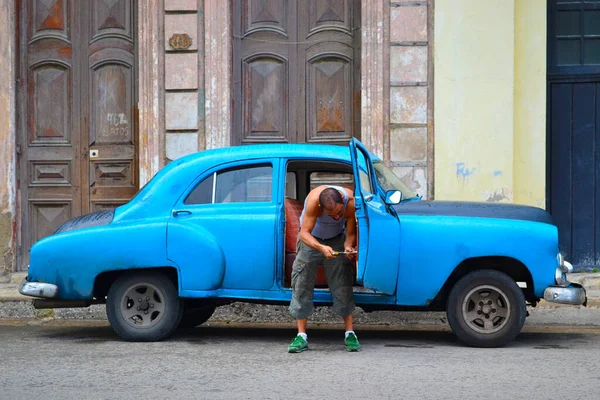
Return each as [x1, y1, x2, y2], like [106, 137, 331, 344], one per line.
[345, 332, 360, 352]
[288, 335, 308, 353]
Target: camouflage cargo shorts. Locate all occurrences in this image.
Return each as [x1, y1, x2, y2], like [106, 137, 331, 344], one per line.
[288, 233, 356, 319]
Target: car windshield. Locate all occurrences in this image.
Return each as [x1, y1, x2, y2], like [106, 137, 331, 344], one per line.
[373, 161, 419, 202]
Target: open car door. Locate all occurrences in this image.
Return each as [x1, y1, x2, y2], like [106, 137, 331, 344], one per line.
[350, 138, 401, 295]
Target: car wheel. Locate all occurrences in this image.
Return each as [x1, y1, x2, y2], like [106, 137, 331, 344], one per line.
[106, 272, 183, 342]
[447, 270, 526, 348]
[178, 304, 217, 329]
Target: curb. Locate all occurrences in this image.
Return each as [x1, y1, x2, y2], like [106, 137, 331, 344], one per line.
[0, 297, 598, 326]
[569, 273, 600, 290]
[1, 272, 599, 323]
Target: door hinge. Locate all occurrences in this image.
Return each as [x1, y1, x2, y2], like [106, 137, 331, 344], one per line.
[16, 144, 21, 155]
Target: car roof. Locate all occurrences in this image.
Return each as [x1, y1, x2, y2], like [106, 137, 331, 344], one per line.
[115, 143, 378, 220]
[177, 143, 353, 164]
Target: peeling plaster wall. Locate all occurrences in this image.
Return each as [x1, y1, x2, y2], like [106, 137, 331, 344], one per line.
[388, 0, 433, 200]
[163, 0, 204, 162]
[204, 0, 231, 150]
[138, 0, 165, 185]
[434, 0, 516, 203]
[0, 0, 16, 278]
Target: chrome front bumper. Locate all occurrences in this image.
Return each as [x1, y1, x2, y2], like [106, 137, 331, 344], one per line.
[544, 283, 587, 306]
[19, 279, 58, 299]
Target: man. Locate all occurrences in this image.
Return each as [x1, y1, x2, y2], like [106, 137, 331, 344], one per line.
[287, 185, 360, 353]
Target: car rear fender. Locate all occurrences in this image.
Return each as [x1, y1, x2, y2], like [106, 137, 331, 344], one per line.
[167, 220, 226, 291]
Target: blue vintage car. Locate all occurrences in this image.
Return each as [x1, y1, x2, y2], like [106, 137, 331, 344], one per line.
[19, 138, 586, 347]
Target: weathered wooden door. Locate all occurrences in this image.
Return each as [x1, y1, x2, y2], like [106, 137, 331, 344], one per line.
[17, 0, 138, 270]
[232, 0, 361, 145]
[547, 0, 600, 271]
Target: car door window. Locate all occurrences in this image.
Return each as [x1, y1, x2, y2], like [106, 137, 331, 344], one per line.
[184, 174, 214, 204]
[185, 164, 273, 205]
[356, 150, 374, 195]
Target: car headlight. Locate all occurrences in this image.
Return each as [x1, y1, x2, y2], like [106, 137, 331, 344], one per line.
[557, 252, 573, 273]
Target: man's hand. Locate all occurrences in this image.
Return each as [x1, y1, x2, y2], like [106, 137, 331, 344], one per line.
[344, 244, 357, 261]
[320, 245, 337, 260]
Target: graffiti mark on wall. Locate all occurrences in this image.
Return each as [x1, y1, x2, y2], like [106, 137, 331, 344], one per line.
[456, 162, 476, 189]
[101, 113, 129, 137]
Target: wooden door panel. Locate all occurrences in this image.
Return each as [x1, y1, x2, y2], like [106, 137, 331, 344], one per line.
[18, 0, 80, 270]
[90, 62, 134, 145]
[92, 202, 125, 212]
[300, 0, 359, 144]
[29, 65, 72, 144]
[17, 0, 137, 270]
[306, 40, 354, 142]
[233, 0, 297, 145]
[233, 0, 360, 145]
[32, 0, 69, 40]
[91, 0, 133, 40]
[29, 161, 71, 186]
[90, 161, 135, 187]
[243, 0, 288, 35]
[242, 57, 289, 142]
[308, 58, 352, 141]
[307, 0, 352, 35]
[84, 0, 137, 212]
[29, 201, 72, 245]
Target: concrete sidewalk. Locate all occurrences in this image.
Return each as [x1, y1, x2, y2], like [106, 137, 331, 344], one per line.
[1, 272, 599, 324]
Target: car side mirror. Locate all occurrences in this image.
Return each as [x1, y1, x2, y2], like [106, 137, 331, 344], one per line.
[384, 190, 402, 205]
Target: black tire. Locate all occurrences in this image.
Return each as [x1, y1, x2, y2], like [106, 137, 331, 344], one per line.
[106, 272, 183, 342]
[178, 304, 217, 329]
[447, 270, 526, 348]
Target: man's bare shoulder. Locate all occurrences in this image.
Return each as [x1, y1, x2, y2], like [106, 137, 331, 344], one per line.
[341, 186, 354, 199]
[304, 187, 324, 216]
[306, 186, 327, 202]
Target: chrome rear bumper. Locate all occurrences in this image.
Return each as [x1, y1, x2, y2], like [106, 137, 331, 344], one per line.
[544, 283, 587, 306]
[19, 279, 58, 298]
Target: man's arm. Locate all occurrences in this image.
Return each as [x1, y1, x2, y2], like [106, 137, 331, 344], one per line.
[343, 199, 357, 260]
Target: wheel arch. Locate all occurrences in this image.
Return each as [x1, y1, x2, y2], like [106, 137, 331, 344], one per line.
[431, 256, 536, 308]
[93, 267, 179, 300]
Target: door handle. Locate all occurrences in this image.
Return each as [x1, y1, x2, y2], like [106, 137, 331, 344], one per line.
[172, 209, 192, 217]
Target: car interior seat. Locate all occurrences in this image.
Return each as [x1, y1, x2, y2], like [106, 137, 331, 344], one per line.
[284, 197, 356, 288]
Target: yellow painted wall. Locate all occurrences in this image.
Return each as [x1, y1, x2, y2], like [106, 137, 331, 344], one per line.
[514, 0, 547, 208]
[434, 0, 546, 207]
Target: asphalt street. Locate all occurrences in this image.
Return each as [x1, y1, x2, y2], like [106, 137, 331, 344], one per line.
[1, 320, 599, 400]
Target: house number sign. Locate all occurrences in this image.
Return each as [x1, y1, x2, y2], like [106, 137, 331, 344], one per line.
[169, 34, 192, 50]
